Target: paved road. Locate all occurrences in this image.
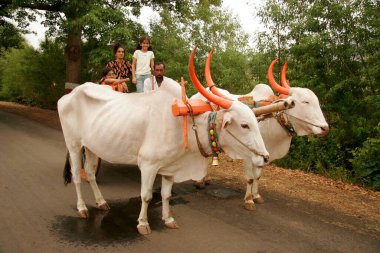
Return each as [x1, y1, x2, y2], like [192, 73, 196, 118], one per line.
[0, 109, 379, 253]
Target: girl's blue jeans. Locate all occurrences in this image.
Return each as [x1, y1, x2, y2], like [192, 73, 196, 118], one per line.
[136, 74, 151, 93]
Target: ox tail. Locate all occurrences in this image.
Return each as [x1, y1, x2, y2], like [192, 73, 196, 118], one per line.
[63, 151, 72, 185]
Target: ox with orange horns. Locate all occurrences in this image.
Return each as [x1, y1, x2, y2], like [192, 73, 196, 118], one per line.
[58, 48, 269, 235]
[192, 50, 329, 210]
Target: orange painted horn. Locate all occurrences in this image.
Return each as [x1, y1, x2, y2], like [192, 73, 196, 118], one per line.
[205, 49, 233, 100]
[268, 59, 290, 95]
[281, 61, 291, 88]
[189, 48, 233, 109]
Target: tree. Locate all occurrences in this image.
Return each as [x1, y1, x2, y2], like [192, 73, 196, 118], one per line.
[0, 0, 188, 89]
[0, 21, 24, 55]
[0, 39, 65, 108]
[257, 0, 380, 188]
[149, 0, 252, 95]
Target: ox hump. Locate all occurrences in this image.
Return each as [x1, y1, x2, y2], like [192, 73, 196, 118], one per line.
[75, 83, 122, 102]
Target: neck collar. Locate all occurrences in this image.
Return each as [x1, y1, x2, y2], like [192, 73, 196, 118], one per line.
[274, 112, 295, 136]
[208, 111, 224, 157]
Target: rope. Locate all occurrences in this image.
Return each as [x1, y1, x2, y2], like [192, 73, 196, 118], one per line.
[185, 102, 211, 158]
[225, 128, 266, 157]
[283, 112, 324, 128]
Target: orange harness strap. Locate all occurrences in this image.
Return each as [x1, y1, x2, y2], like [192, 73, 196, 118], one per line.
[180, 78, 188, 149]
[173, 78, 213, 149]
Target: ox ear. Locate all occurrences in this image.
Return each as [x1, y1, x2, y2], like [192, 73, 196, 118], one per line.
[222, 112, 232, 129]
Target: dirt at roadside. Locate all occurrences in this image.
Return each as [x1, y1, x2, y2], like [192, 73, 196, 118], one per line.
[1, 101, 379, 234]
[0, 101, 61, 131]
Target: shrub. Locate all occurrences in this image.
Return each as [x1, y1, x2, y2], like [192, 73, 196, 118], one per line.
[351, 123, 380, 190]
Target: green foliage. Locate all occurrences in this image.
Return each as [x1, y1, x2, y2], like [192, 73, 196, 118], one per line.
[259, 0, 380, 189]
[81, 20, 146, 83]
[351, 124, 380, 190]
[149, 0, 251, 96]
[275, 130, 351, 182]
[1, 0, 251, 101]
[0, 21, 24, 55]
[0, 41, 65, 108]
[2, 0, 192, 83]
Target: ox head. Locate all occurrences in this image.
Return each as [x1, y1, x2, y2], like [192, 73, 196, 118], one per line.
[189, 48, 269, 166]
[268, 59, 329, 137]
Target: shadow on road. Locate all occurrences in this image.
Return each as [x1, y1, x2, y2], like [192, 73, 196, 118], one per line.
[51, 178, 193, 246]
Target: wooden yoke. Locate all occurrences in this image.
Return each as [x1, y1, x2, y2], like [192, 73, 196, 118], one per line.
[238, 94, 289, 107]
[252, 100, 293, 116]
[171, 84, 213, 117]
[172, 77, 213, 149]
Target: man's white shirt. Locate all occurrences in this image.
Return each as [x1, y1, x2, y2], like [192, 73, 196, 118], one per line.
[143, 76, 167, 92]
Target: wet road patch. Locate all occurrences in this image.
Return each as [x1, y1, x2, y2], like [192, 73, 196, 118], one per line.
[205, 185, 241, 199]
[51, 198, 155, 246]
[51, 192, 188, 246]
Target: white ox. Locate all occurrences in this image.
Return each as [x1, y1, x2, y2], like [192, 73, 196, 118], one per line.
[57, 49, 269, 235]
[192, 52, 329, 210]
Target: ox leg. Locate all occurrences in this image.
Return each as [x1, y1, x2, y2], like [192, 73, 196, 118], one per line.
[69, 148, 89, 218]
[194, 174, 212, 189]
[243, 159, 264, 211]
[252, 166, 264, 204]
[137, 170, 157, 235]
[161, 176, 179, 229]
[243, 159, 256, 211]
[84, 148, 110, 211]
[194, 177, 206, 189]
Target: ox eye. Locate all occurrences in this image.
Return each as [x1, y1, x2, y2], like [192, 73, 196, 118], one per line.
[241, 124, 250, 129]
[302, 101, 309, 104]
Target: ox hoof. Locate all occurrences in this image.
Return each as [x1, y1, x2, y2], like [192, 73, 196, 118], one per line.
[165, 220, 179, 229]
[137, 225, 151, 235]
[78, 210, 90, 218]
[244, 203, 256, 211]
[194, 181, 206, 189]
[253, 197, 265, 204]
[204, 179, 212, 185]
[98, 203, 110, 210]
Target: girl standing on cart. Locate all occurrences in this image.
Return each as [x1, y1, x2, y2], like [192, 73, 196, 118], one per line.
[131, 36, 155, 93]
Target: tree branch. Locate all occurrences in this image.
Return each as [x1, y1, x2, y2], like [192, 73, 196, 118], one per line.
[0, 0, 63, 12]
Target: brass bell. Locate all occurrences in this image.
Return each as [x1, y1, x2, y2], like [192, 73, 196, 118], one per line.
[212, 156, 219, 166]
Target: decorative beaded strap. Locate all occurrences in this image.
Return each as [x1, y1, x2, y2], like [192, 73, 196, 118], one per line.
[208, 111, 224, 157]
[274, 111, 295, 136]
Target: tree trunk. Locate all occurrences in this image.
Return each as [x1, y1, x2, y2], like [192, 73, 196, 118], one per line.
[64, 25, 81, 94]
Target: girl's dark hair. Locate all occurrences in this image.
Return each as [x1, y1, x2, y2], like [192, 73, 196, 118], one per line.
[136, 36, 153, 51]
[113, 42, 125, 55]
[102, 67, 113, 77]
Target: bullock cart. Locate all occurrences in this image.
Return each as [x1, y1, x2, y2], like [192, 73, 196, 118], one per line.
[70, 77, 289, 182]
[58, 48, 270, 235]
